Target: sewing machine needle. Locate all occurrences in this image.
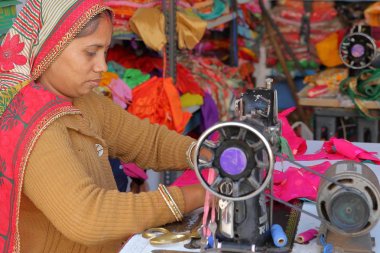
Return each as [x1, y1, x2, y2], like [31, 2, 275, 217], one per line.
[209, 221, 217, 249]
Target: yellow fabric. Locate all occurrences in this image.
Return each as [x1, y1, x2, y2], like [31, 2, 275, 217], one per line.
[180, 93, 204, 107]
[315, 32, 343, 67]
[130, 8, 206, 51]
[176, 11, 207, 50]
[20, 91, 195, 253]
[129, 7, 167, 51]
[303, 68, 348, 93]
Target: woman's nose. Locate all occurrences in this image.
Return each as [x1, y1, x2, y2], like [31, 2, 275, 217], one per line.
[94, 57, 108, 73]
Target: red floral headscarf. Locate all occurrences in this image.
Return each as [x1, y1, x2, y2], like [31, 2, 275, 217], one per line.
[0, 0, 112, 116]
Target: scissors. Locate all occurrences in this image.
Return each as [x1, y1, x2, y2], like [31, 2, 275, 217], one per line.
[142, 227, 200, 246]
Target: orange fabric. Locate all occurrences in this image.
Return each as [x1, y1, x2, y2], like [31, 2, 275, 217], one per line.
[100, 71, 119, 86]
[365, 2, 380, 27]
[315, 32, 342, 67]
[128, 77, 192, 133]
[112, 6, 136, 17]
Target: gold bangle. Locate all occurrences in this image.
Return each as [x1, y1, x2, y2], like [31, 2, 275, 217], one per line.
[158, 184, 183, 221]
[159, 184, 183, 218]
[186, 141, 197, 169]
[158, 187, 181, 221]
[158, 185, 182, 222]
[159, 184, 183, 221]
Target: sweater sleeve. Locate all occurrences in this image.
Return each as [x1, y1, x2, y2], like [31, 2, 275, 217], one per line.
[87, 93, 195, 171]
[24, 120, 186, 246]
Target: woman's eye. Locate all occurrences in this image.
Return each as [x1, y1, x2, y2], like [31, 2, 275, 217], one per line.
[86, 51, 96, 57]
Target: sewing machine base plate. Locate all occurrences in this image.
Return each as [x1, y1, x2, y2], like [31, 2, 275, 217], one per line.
[318, 225, 375, 253]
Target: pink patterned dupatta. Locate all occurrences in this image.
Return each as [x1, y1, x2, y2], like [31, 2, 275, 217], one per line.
[0, 82, 79, 252]
[0, 0, 112, 252]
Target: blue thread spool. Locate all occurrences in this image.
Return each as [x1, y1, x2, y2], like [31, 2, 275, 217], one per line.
[271, 224, 288, 248]
[207, 235, 214, 248]
[319, 234, 334, 253]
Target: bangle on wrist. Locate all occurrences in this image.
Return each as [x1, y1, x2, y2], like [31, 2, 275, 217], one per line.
[158, 184, 183, 222]
[186, 141, 197, 169]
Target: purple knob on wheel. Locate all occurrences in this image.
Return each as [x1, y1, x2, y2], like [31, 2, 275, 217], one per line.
[351, 44, 365, 58]
[220, 147, 247, 175]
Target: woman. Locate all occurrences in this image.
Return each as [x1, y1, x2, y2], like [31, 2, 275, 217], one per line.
[0, 0, 205, 252]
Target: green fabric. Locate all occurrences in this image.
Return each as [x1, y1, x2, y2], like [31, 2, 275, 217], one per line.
[0, 0, 20, 8]
[276, 60, 319, 73]
[279, 136, 294, 161]
[107, 61, 126, 77]
[196, 0, 225, 20]
[339, 68, 380, 120]
[0, 2, 18, 36]
[122, 69, 150, 89]
[107, 61, 150, 89]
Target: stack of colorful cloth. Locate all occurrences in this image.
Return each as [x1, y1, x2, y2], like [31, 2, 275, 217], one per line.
[178, 53, 245, 121]
[267, 0, 344, 69]
[105, 0, 161, 39]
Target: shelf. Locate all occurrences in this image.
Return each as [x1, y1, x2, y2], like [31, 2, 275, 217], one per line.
[112, 34, 141, 41]
[207, 12, 237, 29]
[298, 86, 380, 109]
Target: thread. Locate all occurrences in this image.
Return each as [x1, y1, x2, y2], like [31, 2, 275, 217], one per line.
[295, 228, 318, 244]
[319, 234, 334, 253]
[271, 224, 288, 248]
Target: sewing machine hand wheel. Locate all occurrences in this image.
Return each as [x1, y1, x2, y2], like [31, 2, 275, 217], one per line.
[193, 122, 274, 201]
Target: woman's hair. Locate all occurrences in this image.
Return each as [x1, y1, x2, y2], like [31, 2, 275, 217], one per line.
[77, 10, 112, 38]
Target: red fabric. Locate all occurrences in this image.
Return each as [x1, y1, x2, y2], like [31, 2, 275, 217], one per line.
[272, 161, 332, 201]
[295, 138, 380, 165]
[0, 34, 27, 71]
[127, 76, 192, 133]
[279, 107, 307, 155]
[176, 64, 204, 96]
[0, 82, 74, 252]
[279, 8, 337, 23]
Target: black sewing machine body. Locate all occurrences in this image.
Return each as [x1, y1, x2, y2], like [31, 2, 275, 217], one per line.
[194, 79, 283, 251]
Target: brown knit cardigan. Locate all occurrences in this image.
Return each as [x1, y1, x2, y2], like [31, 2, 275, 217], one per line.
[19, 91, 194, 253]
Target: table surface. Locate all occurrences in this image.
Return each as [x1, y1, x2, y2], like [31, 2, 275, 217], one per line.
[298, 86, 380, 109]
[120, 140, 380, 253]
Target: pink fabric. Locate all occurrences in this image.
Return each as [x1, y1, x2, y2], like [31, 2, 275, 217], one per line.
[121, 162, 148, 180]
[109, 78, 132, 109]
[279, 107, 307, 155]
[272, 161, 331, 202]
[171, 169, 210, 187]
[106, 0, 160, 8]
[295, 138, 380, 164]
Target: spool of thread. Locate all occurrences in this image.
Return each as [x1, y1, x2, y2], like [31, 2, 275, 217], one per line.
[319, 234, 334, 253]
[271, 224, 288, 248]
[295, 229, 318, 244]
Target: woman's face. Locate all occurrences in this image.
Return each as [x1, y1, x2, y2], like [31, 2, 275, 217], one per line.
[38, 15, 112, 100]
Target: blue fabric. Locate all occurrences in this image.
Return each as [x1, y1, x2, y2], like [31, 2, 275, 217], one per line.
[274, 77, 306, 110]
[109, 158, 129, 192]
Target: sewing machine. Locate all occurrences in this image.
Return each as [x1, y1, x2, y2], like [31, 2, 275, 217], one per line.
[191, 79, 380, 253]
[339, 24, 379, 73]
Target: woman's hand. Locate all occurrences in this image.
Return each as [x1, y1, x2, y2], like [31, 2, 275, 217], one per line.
[180, 184, 206, 213]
